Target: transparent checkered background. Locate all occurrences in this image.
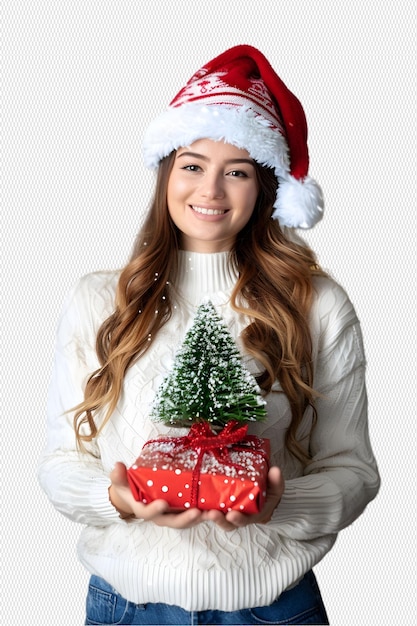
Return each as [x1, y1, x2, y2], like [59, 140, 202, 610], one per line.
[2, 1, 416, 623]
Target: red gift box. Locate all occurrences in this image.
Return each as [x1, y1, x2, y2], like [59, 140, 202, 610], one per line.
[127, 421, 270, 513]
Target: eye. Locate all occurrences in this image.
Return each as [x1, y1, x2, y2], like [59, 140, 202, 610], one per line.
[182, 164, 202, 172]
[228, 170, 249, 178]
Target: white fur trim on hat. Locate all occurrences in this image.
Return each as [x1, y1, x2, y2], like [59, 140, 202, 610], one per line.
[142, 103, 323, 229]
[143, 103, 289, 170]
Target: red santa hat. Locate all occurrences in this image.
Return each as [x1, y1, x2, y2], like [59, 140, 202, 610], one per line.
[142, 45, 323, 229]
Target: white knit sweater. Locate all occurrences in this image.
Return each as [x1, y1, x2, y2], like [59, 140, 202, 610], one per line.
[38, 251, 380, 611]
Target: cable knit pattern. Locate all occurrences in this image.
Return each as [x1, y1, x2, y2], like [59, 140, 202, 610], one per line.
[38, 251, 380, 611]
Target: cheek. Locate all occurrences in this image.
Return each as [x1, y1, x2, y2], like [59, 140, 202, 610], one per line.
[166, 180, 187, 229]
[166, 181, 175, 210]
[239, 206, 256, 229]
[242, 189, 258, 221]
[245, 181, 259, 209]
[167, 174, 189, 205]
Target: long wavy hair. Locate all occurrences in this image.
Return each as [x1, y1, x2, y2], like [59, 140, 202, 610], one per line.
[74, 151, 324, 463]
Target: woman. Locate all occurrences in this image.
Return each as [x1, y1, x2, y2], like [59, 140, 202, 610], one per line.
[38, 45, 380, 624]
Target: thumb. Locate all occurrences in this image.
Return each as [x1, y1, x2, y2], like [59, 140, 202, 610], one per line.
[110, 461, 128, 486]
[267, 466, 285, 499]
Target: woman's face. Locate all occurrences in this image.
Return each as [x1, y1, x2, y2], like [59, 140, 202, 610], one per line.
[167, 139, 259, 252]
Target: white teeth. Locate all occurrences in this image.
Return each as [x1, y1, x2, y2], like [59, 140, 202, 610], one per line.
[192, 206, 226, 216]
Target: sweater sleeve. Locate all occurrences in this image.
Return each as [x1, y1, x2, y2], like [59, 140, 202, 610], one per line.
[38, 275, 122, 526]
[271, 280, 380, 540]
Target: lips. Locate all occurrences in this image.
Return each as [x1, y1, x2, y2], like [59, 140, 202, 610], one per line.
[191, 205, 228, 216]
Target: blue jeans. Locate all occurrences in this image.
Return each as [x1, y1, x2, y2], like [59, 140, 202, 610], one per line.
[85, 570, 329, 625]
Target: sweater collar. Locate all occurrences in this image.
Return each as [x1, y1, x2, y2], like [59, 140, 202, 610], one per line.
[174, 250, 238, 306]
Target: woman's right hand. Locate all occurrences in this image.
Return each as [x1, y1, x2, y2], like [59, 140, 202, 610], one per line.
[109, 462, 205, 528]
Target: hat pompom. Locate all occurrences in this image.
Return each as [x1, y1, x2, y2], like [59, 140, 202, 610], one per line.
[273, 175, 324, 229]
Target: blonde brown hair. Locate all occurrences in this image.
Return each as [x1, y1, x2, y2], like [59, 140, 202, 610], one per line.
[74, 153, 324, 463]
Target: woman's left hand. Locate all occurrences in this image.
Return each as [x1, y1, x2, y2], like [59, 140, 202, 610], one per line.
[202, 465, 284, 531]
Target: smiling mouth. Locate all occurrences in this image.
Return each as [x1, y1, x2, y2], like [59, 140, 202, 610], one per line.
[191, 205, 228, 216]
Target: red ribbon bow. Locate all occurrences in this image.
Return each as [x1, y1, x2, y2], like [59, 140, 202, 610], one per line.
[184, 420, 249, 450]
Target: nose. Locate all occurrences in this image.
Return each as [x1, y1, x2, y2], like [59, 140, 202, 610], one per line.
[200, 171, 225, 199]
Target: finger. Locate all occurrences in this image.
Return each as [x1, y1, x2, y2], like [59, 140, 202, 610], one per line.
[225, 508, 271, 528]
[224, 510, 248, 527]
[134, 498, 170, 519]
[152, 507, 202, 528]
[267, 466, 284, 496]
[202, 509, 238, 532]
[109, 462, 128, 486]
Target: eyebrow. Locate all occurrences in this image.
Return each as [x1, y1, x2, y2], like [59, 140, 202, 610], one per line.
[176, 151, 255, 166]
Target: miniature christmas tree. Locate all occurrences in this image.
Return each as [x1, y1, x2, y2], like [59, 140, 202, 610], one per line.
[150, 300, 267, 429]
[128, 301, 270, 512]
